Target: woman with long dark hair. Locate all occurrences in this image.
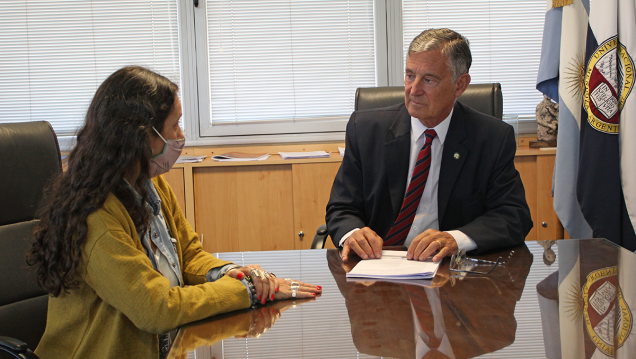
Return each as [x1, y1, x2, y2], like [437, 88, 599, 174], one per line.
[27, 66, 320, 359]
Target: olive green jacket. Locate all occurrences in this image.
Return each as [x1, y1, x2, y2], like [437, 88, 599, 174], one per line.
[35, 176, 251, 359]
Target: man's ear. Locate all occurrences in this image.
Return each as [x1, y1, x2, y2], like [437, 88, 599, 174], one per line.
[454, 73, 471, 98]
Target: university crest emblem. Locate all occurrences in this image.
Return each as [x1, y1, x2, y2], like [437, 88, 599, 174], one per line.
[582, 266, 632, 356]
[584, 36, 635, 134]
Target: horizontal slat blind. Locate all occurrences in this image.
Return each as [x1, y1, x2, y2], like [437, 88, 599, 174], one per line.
[215, 250, 376, 358]
[402, 0, 545, 117]
[0, 0, 181, 135]
[205, 0, 376, 127]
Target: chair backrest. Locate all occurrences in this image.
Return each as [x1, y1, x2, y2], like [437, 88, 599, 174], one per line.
[0, 121, 62, 352]
[0, 122, 62, 225]
[354, 83, 503, 119]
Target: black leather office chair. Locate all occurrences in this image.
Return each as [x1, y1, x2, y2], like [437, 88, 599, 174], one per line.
[355, 83, 503, 119]
[311, 225, 328, 249]
[0, 122, 62, 359]
[311, 83, 504, 249]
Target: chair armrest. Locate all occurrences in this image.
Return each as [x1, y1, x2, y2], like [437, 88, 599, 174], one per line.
[311, 224, 329, 249]
[0, 336, 40, 359]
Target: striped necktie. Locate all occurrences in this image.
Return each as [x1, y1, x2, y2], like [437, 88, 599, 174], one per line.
[384, 129, 437, 246]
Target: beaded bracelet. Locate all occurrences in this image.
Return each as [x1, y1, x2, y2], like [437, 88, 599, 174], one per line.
[244, 275, 261, 308]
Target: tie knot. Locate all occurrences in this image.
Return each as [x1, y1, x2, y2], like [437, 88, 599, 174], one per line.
[424, 129, 437, 144]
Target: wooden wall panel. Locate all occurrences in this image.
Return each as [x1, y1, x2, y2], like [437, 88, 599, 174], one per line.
[537, 155, 564, 240]
[515, 156, 538, 241]
[292, 162, 341, 249]
[193, 165, 295, 253]
[163, 168, 186, 214]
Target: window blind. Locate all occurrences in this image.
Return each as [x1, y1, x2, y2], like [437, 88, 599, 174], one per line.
[0, 0, 181, 135]
[402, 0, 545, 117]
[214, 250, 377, 359]
[201, 0, 376, 136]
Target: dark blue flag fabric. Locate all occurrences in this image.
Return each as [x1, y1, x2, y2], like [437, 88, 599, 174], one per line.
[577, 0, 636, 251]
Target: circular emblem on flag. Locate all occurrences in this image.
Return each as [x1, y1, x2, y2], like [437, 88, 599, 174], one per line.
[584, 36, 635, 134]
[582, 266, 632, 356]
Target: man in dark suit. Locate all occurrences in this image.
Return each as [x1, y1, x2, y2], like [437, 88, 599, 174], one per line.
[326, 28, 532, 262]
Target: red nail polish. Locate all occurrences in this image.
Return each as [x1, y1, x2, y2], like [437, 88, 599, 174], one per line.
[317, 286, 322, 290]
[271, 294, 275, 300]
[237, 273, 244, 280]
[262, 298, 266, 304]
[276, 287, 280, 292]
[311, 293, 316, 296]
[258, 295, 262, 301]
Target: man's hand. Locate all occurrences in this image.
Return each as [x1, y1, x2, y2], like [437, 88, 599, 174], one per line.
[407, 229, 458, 262]
[341, 227, 383, 262]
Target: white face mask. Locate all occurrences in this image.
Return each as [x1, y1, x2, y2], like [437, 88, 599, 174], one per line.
[149, 127, 185, 177]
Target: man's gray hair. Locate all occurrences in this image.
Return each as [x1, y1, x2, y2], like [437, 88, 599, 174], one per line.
[408, 28, 471, 82]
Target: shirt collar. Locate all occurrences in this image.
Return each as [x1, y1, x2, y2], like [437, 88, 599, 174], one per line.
[123, 179, 162, 216]
[410, 107, 453, 145]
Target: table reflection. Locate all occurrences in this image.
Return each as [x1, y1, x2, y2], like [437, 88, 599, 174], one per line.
[167, 299, 312, 359]
[327, 245, 532, 359]
[537, 239, 636, 359]
[166, 239, 635, 359]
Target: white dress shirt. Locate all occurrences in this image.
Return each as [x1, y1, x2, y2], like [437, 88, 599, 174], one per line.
[340, 109, 478, 252]
[411, 287, 456, 359]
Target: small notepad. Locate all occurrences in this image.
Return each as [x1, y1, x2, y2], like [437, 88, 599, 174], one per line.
[278, 151, 330, 159]
[212, 152, 270, 162]
[176, 155, 207, 163]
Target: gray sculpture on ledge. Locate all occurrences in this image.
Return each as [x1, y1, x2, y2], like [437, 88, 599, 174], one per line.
[532, 95, 559, 148]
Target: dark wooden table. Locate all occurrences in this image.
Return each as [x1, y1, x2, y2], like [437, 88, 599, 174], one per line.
[167, 239, 636, 359]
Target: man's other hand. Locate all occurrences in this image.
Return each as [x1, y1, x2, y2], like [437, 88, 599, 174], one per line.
[342, 227, 383, 262]
[407, 229, 458, 262]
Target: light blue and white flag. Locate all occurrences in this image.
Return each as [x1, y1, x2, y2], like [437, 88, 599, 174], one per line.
[536, 0, 593, 239]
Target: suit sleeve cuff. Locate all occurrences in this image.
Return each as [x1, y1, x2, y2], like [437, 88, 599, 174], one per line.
[445, 230, 478, 252]
[338, 228, 361, 247]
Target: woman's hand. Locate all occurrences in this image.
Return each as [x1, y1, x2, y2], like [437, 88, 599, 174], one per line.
[225, 265, 322, 304]
[225, 264, 277, 305]
[274, 277, 321, 300]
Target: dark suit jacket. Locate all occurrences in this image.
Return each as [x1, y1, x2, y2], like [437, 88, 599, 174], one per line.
[326, 101, 532, 253]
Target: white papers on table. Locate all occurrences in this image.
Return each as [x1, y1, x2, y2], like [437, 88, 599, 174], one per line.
[347, 277, 434, 288]
[346, 250, 441, 280]
[176, 155, 207, 163]
[338, 147, 345, 157]
[212, 153, 270, 162]
[278, 151, 330, 159]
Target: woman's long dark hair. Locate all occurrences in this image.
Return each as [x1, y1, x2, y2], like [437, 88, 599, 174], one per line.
[27, 66, 178, 297]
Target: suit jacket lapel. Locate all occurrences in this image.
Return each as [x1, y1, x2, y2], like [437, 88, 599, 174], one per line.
[384, 105, 412, 217]
[438, 102, 468, 226]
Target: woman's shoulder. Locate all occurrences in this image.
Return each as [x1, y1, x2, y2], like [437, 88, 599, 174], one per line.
[85, 193, 137, 242]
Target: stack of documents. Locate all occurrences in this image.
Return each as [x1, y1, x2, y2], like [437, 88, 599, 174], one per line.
[278, 151, 330, 159]
[212, 152, 270, 162]
[346, 250, 441, 280]
[176, 155, 207, 163]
